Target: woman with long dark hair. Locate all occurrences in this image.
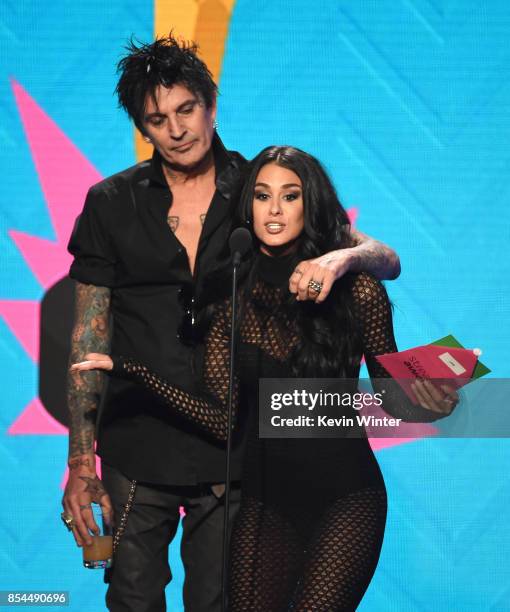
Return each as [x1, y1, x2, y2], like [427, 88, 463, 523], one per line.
[73, 146, 458, 610]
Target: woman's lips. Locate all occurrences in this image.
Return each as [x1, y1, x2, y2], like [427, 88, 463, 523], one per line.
[265, 223, 285, 234]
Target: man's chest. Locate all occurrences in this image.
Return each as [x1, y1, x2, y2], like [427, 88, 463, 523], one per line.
[166, 183, 217, 274]
[108, 184, 231, 285]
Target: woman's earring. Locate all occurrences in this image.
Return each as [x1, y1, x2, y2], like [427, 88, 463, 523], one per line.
[143, 136, 151, 143]
[213, 119, 218, 130]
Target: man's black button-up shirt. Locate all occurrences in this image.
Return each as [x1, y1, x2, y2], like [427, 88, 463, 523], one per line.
[68, 135, 247, 485]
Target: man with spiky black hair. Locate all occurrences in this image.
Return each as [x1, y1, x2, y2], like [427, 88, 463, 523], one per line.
[62, 34, 400, 611]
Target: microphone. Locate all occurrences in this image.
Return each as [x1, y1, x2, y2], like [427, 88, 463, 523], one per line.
[229, 227, 252, 266]
[221, 226, 252, 612]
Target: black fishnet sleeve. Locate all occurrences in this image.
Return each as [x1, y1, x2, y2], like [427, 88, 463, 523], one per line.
[352, 272, 448, 422]
[110, 299, 238, 441]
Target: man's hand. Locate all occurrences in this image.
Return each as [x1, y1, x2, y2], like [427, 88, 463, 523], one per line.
[62, 454, 113, 547]
[289, 229, 401, 303]
[289, 251, 354, 304]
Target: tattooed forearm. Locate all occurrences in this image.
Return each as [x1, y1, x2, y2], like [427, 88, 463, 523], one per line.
[68, 456, 93, 471]
[78, 476, 108, 502]
[67, 282, 111, 459]
[347, 229, 401, 280]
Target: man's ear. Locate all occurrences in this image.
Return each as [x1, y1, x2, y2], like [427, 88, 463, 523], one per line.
[210, 95, 217, 121]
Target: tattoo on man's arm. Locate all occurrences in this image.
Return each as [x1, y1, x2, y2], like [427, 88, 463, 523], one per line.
[347, 229, 400, 280]
[67, 283, 111, 459]
[78, 476, 108, 502]
[68, 457, 93, 471]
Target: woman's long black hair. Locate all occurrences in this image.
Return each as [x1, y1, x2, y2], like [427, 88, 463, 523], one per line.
[236, 146, 363, 378]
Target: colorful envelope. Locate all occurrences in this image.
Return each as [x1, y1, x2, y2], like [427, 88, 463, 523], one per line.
[375, 334, 490, 403]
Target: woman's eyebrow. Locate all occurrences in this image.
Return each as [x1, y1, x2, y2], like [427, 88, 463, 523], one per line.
[254, 182, 301, 189]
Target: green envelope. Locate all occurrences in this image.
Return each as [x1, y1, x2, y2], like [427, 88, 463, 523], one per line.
[429, 334, 491, 379]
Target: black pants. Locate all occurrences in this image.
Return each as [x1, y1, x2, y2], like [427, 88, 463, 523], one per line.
[102, 463, 241, 612]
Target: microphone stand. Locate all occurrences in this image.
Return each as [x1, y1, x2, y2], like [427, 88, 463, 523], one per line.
[221, 250, 241, 612]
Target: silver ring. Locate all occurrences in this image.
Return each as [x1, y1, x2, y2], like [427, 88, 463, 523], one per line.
[308, 280, 323, 293]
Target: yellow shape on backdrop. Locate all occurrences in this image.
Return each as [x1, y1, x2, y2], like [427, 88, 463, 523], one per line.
[135, 0, 237, 161]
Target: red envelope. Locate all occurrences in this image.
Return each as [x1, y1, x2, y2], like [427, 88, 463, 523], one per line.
[375, 344, 479, 403]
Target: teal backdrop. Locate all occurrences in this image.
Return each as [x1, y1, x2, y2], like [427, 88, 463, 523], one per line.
[1, 1, 509, 610]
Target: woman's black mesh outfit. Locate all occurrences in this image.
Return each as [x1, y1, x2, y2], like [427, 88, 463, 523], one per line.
[111, 255, 440, 611]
